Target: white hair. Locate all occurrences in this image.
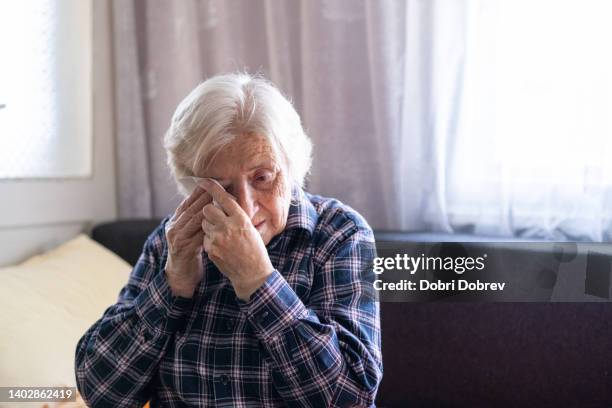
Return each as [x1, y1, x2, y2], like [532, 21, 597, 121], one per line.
[164, 72, 313, 197]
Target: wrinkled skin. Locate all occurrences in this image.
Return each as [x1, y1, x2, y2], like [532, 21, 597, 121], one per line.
[165, 133, 292, 300]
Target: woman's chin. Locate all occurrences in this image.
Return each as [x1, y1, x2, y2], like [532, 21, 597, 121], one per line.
[255, 222, 269, 243]
[257, 221, 285, 246]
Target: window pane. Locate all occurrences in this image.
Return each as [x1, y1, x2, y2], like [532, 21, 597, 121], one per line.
[448, 0, 612, 240]
[0, 0, 92, 178]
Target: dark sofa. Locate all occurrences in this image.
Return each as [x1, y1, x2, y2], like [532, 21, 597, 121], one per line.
[92, 220, 612, 407]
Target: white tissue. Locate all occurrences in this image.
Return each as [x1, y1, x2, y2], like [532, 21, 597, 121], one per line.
[177, 176, 235, 209]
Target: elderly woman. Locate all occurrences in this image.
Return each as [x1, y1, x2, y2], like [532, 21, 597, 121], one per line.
[75, 73, 382, 407]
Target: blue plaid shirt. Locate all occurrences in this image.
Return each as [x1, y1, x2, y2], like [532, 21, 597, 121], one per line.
[75, 186, 383, 407]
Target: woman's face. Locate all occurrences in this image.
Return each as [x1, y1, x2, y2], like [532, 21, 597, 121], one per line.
[196, 133, 291, 245]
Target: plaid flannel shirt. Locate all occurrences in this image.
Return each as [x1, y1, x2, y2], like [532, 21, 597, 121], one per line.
[75, 186, 383, 407]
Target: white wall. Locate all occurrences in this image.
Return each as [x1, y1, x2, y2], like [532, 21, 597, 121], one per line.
[0, 1, 117, 266]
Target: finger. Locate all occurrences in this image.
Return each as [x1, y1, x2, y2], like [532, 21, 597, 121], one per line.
[200, 218, 214, 235]
[185, 226, 204, 244]
[185, 191, 213, 217]
[174, 186, 207, 219]
[175, 192, 211, 229]
[200, 178, 242, 216]
[171, 230, 204, 257]
[181, 210, 205, 236]
[202, 223, 215, 249]
[202, 203, 226, 225]
[179, 185, 207, 212]
[201, 218, 218, 236]
[172, 202, 204, 234]
[203, 232, 213, 254]
[176, 226, 203, 246]
[172, 214, 204, 240]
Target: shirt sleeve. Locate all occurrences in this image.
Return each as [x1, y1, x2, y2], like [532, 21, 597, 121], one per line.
[74, 219, 194, 407]
[237, 225, 383, 407]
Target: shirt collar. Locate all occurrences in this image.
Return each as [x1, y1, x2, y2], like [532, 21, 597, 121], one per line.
[284, 184, 318, 235]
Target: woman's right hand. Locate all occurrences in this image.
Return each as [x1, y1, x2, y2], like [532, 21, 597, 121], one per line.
[164, 185, 212, 298]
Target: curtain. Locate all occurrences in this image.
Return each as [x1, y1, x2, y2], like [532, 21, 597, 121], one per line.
[111, 0, 467, 232]
[111, 0, 612, 241]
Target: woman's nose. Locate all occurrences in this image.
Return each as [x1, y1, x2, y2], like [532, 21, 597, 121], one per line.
[234, 184, 259, 219]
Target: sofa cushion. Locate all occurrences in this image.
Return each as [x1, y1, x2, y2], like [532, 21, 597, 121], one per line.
[0, 234, 131, 407]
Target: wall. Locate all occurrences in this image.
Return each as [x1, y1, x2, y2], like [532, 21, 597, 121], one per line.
[0, 1, 117, 266]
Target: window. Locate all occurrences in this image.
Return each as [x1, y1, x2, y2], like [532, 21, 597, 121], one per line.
[0, 0, 92, 178]
[448, 0, 612, 240]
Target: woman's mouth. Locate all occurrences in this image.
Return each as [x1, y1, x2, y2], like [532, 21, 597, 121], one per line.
[254, 221, 265, 230]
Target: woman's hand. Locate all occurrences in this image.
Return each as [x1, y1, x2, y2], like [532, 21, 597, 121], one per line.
[164, 185, 212, 298]
[200, 178, 274, 301]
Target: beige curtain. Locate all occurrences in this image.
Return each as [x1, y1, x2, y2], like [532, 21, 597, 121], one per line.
[111, 0, 467, 233]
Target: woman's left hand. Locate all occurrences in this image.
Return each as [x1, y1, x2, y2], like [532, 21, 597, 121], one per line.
[199, 178, 274, 301]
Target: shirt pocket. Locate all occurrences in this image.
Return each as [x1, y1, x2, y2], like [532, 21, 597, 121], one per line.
[158, 333, 212, 405]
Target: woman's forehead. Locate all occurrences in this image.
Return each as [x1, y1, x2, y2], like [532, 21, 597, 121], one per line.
[200, 134, 280, 176]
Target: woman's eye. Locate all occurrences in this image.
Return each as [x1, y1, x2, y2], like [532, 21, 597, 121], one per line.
[254, 171, 274, 185]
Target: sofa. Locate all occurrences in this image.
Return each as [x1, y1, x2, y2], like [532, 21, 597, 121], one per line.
[91, 220, 612, 407]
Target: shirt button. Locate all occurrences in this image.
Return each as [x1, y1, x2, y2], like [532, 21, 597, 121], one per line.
[224, 318, 235, 331]
[258, 311, 269, 323]
[219, 374, 230, 386]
